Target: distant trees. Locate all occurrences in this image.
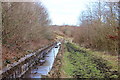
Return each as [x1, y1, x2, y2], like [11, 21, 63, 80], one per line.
[60, 25, 74, 37]
[74, 1, 119, 54]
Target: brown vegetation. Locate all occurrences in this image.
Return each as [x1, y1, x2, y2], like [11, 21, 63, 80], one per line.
[54, 2, 119, 55]
[2, 2, 54, 67]
[74, 2, 119, 55]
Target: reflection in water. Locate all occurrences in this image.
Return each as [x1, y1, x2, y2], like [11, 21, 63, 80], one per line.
[23, 44, 60, 78]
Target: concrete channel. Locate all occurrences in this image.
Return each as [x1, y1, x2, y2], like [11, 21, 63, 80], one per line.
[22, 42, 61, 78]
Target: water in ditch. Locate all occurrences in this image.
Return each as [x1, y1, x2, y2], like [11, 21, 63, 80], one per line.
[22, 42, 61, 78]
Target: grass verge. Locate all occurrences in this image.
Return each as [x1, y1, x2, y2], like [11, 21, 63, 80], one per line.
[61, 42, 119, 78]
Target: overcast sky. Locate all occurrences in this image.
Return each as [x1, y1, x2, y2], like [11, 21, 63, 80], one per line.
[40, 0, 91, 25]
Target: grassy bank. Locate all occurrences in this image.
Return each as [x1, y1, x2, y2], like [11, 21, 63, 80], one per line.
[61, 42, 119, 78]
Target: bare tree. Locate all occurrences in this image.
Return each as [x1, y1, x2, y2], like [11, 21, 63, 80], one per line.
[2, 2, 53, 66]
[76, 1, 119, 54]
